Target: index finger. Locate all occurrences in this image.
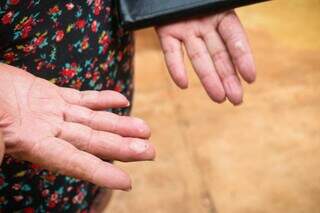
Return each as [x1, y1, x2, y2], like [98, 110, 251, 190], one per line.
[63, 104, 151, 139]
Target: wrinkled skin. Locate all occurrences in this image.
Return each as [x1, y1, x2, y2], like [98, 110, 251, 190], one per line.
[0, 63, 155, 191]
[0, 10, 255, 192]
[156, 10, 256, 105]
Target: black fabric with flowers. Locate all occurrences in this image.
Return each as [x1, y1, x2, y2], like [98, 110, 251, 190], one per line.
[0, 0, 134, 211]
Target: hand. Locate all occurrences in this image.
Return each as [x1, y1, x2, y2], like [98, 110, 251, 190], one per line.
[156, 10, 256, 105]
[0, 63, 155, 191]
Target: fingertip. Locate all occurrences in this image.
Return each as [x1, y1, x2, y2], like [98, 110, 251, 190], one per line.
[176, 77, 189, 90]
[213, 96, 227, 104]
[133, 118, 151, 139]
[224, 76, 243, 105]
[238, 57, 256, 84]
[99, 163, 132, 190]
[127, 139, 156, 161]
[229, 96, 243, 106]
[145, 142, 156, 161]
[207, 87, 226, 104]
[104, 90, 129, 106]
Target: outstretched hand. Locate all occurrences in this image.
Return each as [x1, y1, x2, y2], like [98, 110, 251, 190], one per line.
[0, 64, 155, 191]
[156, 10, 256, 105]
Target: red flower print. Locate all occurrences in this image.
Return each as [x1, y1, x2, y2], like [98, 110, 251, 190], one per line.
[10, 0, 20, 5]
[94, 0, 102, 16]
[21, 25, 32, 39]
[117, 51, 124, 62]
[48, 6, 60, 15]
[100, 34, 110, 45]
[23, 207, 35, 213]
[72, 192, 84, 204]
[48, 192, 59, 208]
[4, 52, 15, 62]
[62, 68, 76, 78]
[73, 79, 83, 90]
[1, 11, 13, 25]
[45, 174, 57, 182]
[114, 82, 122, 92]
[75, 19, 86, 29]
[85, 71, 92, 79]
[34, 33, 46, 46]
[48, 201, 56, 208]
[31, 163, 40, 169]
[92, 71, 100, 81]
[55, 30, 64, 42]
[82, 36, 89, 50]
[91, 20, 97, 33]
[23, 44, 35, 53]
[65, 3, 74, 10]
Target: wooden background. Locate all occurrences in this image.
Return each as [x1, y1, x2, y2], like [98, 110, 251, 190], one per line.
[106, 1, 320, 212]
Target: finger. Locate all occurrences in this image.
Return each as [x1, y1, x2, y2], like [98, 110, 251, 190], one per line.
[63, 104, 151, 139]
[218, 11, 256, 83]
[23, 137, 131, 190]
[202, 30, 243, 105]
[158, 36, 188, 89]
[183, 36, 226, 103]
[59, 88, 129, 110]
[58, 122, 155, 162]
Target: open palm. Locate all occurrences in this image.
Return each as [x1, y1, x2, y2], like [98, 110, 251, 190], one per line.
[0, 64, 155, 190]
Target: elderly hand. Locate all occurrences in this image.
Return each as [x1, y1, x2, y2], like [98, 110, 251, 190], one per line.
[156, 10, 256, 105]
[0, 63, 155, 191]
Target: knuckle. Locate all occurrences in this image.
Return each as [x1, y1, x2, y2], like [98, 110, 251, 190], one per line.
[87, 109, 96, 127]
[85, 128, 95, 152]
[189, 49, 206, 61]
[65, 150, 83, 177]
[211, 48, 229, 63]
[163, 43, 178, 55]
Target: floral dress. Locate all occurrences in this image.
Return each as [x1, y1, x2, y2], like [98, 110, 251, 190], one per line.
[0, 0, 134, 211]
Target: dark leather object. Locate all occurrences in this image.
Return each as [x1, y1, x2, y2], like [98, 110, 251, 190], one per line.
[118, 0, 268, 30]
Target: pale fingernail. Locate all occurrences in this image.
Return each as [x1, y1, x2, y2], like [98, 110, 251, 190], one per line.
[129, 141, 149, 154]
[134, 118, 149, 134]
[235, 41, 246, 53]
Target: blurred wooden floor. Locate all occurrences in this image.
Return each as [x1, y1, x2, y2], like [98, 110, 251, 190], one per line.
[107, 1, 320, 213]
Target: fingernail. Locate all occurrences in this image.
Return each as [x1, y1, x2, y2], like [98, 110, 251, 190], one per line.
[134, 118, 149, 134]
[126, 102, 131, 107]
[235, 41, 246, 53]
[129, 141, 149, 154]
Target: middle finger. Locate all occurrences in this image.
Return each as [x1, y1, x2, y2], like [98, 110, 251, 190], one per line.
[57, 121, 155, 162]
[183, 36, 226, 103]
